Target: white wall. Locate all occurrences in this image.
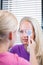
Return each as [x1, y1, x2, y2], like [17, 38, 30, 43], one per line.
[3, 0, 42, 26]
[2, 0, 42, 44]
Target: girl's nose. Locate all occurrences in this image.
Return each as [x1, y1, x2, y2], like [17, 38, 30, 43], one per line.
[23, 31, 28, 36]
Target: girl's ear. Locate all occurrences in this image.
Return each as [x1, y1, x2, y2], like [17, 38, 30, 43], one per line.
[9, 32, 12, 40]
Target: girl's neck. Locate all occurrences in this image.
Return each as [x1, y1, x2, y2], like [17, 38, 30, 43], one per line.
[23, 44, 28, 51]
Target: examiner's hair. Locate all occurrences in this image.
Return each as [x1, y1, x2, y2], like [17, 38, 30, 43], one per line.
[0, 10, 18, 41]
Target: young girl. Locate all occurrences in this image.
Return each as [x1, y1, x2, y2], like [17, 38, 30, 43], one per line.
[0, 11, 31, 65]
[10, 17, 43, 65]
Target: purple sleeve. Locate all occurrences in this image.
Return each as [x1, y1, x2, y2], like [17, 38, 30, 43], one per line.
[10, 45, 19, 54]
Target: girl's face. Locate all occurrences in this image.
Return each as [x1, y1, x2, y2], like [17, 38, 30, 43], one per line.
[19, 20, 35, 45]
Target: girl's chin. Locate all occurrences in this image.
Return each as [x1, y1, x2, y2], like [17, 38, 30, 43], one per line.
[23, 42, 28, 45]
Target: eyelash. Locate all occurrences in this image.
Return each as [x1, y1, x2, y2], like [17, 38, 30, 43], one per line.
[19, 30, 24, 33]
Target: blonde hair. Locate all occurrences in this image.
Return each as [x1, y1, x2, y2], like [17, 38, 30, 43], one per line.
[0, 10, 18, 33]
[19, 17, 43, 56]
[0, 10, 18, 41]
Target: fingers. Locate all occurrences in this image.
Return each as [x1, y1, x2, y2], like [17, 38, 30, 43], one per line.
[28, 37, 36, 45]
[28, 38, 36, 51]
[30, 39, 36, 47]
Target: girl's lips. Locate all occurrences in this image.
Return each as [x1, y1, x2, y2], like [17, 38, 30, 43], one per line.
[23, 39, 28, 42]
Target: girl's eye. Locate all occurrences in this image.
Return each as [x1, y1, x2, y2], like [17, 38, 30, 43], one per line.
[19, 30, 24, 33]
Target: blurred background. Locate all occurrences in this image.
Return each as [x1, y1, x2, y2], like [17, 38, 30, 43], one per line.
[0, 0, 43, 44]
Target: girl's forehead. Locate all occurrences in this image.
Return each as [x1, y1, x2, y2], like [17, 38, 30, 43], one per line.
[20, 20, 32, 26]
[20, 21, 33, 29]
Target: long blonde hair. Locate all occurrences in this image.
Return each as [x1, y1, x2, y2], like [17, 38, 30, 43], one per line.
[19, 17, 43, 56]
